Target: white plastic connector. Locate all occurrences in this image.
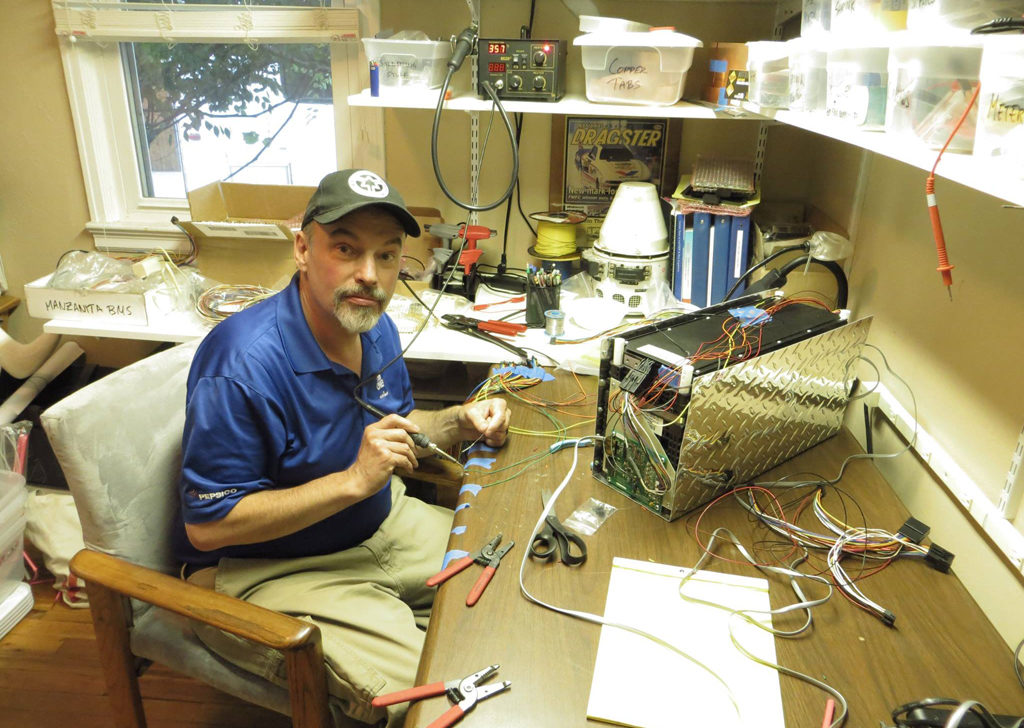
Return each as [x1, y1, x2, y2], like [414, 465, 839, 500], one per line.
[131, 255, 163, 279]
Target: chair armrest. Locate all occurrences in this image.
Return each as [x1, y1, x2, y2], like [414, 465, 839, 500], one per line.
[70, 549, 317, 652]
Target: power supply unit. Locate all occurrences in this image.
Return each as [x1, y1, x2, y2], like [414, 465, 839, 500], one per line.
[591, 293, 871, 520]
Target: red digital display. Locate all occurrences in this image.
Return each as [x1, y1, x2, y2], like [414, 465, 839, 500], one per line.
[487, 42, 506, 55]
[488, 62, 506, 73]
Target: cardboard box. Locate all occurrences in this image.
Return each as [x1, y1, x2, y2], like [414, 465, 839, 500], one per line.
[179, 182, 445, 288]
[24, 274, 154, 325]
[179, 181, 314, 288]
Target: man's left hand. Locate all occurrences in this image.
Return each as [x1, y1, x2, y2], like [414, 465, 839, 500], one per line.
[459, 399, 510, 447]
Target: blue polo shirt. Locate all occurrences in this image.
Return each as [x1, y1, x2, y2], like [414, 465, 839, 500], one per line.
[173, 275, 415, 568]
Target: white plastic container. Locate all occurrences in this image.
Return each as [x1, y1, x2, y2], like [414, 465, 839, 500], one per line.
[361, 35, 450, 92]
[802, 0, 833, 38]
[574, 29, 703, 106]
[831, 0, 908, 37]
[747, 41, 791, 109]
[908, 0, 1024, 31]
[885, 42, 982, 152]
[826, 46, 890, 128]
[975, 37, 1024, 175]
[0, 472, 26, 585]
[788, 40, 828, 112]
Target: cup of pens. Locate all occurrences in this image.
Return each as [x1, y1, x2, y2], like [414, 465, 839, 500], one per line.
[526, 265, 561, 328]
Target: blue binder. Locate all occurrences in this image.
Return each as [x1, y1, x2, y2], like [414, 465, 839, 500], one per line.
[710, 214, 732, 304]
[691, 212, 712, 307]
[728, 214, 752, 297]
[671, 212, 686, 301]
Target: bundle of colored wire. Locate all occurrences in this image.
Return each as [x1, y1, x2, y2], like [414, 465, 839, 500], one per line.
[738, 488, 928, 625]
[196, 284, 275, 323]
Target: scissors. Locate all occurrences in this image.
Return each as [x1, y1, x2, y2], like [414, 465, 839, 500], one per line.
[529, 492, 587, 566]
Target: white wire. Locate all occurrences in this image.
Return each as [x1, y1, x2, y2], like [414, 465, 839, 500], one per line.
[681, 528, 849, 728]
[516, 437, 743, 722]
[754, 343, 918, 490]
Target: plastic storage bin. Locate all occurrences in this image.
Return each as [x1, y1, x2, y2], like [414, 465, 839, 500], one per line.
[361, 35, 450, 92]
[0, 472, 26, 585]
[908, 0, 1024, 31]
[885, 43, 981, 152]
[826, 46, 890, 128]
[574, 29, 703, 106]
[802, 0, 833, 38]
[788, 40, 828, 112]
[747, 41, 791, 109]
[975, 37, 1024, 174]
[831, 0, 908, 36]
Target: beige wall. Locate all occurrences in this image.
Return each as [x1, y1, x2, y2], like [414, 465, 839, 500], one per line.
[3, 0, 1021, 644]
[0, 1, 158, 366]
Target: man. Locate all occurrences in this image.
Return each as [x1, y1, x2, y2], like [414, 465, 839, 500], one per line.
[173, 169, 510, 727]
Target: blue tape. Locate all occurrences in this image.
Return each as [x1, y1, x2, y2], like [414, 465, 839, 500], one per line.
[493, 362, 554, 381]
[440, 549, 469, 570]
[459, 483, 482, 496]
[465, 457, 496, 469]
[451, 525, 467, 535]
[728, 306, 770, 327]
[455, 502, 471, 512]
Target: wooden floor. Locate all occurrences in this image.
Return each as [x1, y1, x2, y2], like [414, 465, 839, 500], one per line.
[0, 578, 292, 728]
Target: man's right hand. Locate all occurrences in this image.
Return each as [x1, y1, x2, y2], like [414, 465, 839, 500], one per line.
[346, 414, 421, 499]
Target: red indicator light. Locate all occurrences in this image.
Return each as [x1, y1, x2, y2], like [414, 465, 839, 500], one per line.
[543, 44, 551, 53]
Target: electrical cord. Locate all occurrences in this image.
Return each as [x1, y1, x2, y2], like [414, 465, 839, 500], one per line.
[925, 79, 981, 299]
[1016, 636, 1024, 689]
[516, 436, 743, 722]
[430, 27, 519, 213]
[892, 697, 1024, 727]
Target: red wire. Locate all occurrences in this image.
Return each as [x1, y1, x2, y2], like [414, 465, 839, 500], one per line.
[926, 81, 982, 293]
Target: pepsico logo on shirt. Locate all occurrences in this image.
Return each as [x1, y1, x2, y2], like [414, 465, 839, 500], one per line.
[349, 170, 389, 198]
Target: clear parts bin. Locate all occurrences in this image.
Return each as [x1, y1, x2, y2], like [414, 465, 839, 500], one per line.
[885, 43, 982, 152]
[574, 29, 702, 106]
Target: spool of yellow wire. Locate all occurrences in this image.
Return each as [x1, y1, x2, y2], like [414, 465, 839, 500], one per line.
[528, 210, 587, 277]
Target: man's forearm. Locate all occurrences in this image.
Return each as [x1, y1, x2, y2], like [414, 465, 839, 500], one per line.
[184, 469, 371, 552]
[406, 406, 467, 450]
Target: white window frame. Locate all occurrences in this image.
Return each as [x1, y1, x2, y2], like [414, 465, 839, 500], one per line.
[52, 1, 383, 253]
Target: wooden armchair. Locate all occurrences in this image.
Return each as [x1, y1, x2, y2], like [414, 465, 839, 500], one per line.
[40, 340, 461, 728]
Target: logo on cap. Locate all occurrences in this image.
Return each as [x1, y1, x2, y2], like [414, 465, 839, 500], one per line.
[348, 171, 389, 199]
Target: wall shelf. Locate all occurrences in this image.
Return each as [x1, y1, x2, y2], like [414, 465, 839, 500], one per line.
[756, 106, 1024, 208]
[348, 90, 754, 120]
[350, 88, 1024, 207]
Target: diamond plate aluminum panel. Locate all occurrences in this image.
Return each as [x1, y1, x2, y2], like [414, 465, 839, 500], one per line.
[663, 317, 871, 519]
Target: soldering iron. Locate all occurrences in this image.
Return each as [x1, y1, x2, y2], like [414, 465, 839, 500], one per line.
[355, 396, 462, 468]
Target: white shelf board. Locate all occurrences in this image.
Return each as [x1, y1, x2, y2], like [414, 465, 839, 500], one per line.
[42, 312, 211, 343]
[754, 106, 1024, 208]
[347, 90, 760, 120]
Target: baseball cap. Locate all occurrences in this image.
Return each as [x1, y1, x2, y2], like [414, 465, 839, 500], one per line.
[301, 169, 421, 237]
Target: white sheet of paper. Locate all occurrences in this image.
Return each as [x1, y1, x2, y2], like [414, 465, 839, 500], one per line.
[586, 557, 786, 728]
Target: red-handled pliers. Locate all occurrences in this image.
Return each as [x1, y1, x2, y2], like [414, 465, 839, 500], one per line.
[371, 664, 510, 728]
[426, 534, 514, 606]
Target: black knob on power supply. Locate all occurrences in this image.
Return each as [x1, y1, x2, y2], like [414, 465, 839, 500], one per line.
[509, 75, 522, 90]
[533, 50, 547, 66]
[532, 75, 545, 90]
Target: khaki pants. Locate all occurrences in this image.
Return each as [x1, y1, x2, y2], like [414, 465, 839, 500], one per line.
[189, 478, 453, 727]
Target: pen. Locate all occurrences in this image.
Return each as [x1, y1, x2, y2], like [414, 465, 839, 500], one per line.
[821, 698, 835, 728]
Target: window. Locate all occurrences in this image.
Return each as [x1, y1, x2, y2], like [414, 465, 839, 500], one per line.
[123, 40, 336, 198]
[52, 1, 370, 252]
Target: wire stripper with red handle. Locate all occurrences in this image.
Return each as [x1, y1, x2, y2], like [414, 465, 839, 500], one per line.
[371, 664, 510, 728]
[426, 534, 514, 606]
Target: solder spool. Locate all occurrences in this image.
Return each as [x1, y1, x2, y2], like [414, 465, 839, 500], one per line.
[528, 210, 587, 279]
